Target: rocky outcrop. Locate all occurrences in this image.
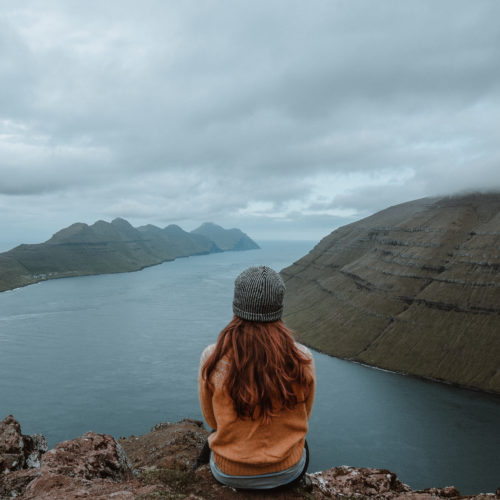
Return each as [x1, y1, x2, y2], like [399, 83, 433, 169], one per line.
[119, 418, 209, 471]
[0, 414, 154, 500]
[0, 414, 47, 473]
[0, 415, 47, 499]
[1, 415, 496, 499]
[282, 193, 500, 394]
[0, 219, 259, 292]
[309, 467, 461, 499]
[21, 432, 144, 500]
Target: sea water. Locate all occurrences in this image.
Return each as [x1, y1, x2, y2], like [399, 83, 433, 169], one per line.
[0, 241, 499, 494]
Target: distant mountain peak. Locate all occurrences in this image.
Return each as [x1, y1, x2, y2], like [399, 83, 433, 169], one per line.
[196, 222, 222, 229]
[46, 222, 90, 244]
[164, 224, 184, 232]
[111, 217, 134, 228]
[191, 222, 259, 251]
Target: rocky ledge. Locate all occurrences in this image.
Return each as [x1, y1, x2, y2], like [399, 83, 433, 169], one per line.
[1, 415, 497, 499]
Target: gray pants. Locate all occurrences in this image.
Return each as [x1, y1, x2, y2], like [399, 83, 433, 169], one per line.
[195, 439, 309, 490]
[209, 444, 309, 490]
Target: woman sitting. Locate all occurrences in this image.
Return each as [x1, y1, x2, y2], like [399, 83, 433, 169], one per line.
[198, 265, 316, 490]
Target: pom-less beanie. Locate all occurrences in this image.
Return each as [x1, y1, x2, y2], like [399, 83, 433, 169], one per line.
[232, 266, 285, 322]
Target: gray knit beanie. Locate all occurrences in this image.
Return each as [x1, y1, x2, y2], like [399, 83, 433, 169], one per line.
[232, 266, 285, 322]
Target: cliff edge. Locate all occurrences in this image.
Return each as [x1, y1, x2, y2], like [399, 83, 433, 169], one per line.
[282, 193, 500, 394]
[1, 415, 496, 499]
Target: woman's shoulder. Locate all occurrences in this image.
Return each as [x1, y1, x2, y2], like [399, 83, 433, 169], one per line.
[294, 342, 316, 381]
[200, 343, 216, 364]
[294, 341, 314, 359]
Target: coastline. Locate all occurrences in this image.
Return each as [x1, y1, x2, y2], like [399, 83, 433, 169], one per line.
[298, 339, 500, 398]
[0, 249, 223, 294]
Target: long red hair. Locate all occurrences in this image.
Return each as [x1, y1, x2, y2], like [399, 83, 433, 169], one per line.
[201, 316, 313, 423]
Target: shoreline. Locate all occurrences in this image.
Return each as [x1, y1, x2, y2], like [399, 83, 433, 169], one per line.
[0, 248, 228, 294]
[300, 339, 500, 398]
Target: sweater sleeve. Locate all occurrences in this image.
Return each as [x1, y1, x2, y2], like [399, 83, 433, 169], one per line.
[305, 352, 316, 419]
[198, 344, 217, 430]
[297, 343, 316, 419]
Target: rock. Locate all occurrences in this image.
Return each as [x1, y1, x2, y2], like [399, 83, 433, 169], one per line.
[23, 432, 155, 500]
[119, 418, 209, 471]
[0, 415, 47, 473]
[37, 432, 133, 481]
[121, 419, 308, 499]
[1, 415, 495, 499]
[120, 420, 476, 500]
[24, 434, 47, 469]
[417, 485, 461, 497]
[0, 469, 40, 499]
[0, 415, 46, 499]
[309, 465, 412, 498]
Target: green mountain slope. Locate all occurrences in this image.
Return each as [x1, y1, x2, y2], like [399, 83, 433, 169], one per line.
[282, 193, 500, 394]
[0, 219, 259, 292]
[191, 222, 260, 251]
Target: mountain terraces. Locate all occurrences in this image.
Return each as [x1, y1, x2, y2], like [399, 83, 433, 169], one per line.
[282, 194, 500, 393]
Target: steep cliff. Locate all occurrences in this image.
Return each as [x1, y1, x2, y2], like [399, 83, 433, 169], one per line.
[282, 194, 500, 394]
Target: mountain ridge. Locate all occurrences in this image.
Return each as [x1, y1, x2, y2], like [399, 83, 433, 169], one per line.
[0, 219, 259, 292]
[282, 193, 500, 394]
[191, 222, 260, 251]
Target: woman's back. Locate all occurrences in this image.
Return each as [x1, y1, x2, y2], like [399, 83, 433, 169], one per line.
[199, 337, 315, 475]
[197, 266, 316, 487]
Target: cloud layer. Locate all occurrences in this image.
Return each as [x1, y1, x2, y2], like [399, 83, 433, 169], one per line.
[1, 0, 499, 247]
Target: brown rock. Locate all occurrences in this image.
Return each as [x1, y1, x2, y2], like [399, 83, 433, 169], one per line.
[1, 416, 494, 499]
[38, 431, 133, 481]
[0, 469, 40, 499]
[23, 431, 157, 500]
[121, 419, 308, 499]
[23, 474, 158, 500]
[310, 465, 412, 498]
[119, 418, 209, 471]
[0, 414, 47, 473]
[417, 485, 461, 497]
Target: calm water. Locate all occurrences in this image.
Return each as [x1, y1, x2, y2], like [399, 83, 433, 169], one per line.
[0, 241, 499, 494]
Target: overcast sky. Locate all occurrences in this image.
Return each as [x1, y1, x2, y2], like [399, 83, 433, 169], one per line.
[1, 0, 499, 249]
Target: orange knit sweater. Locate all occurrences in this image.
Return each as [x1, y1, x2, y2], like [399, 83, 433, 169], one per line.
[198, 342, 316, 476]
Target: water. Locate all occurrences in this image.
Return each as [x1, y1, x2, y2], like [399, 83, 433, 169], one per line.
[0, 241, 499, 494]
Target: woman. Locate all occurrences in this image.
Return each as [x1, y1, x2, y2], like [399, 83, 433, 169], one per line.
[198, 266, 316, 490]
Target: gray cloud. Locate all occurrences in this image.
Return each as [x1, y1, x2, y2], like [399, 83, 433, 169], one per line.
[0, 0, 499, 248]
